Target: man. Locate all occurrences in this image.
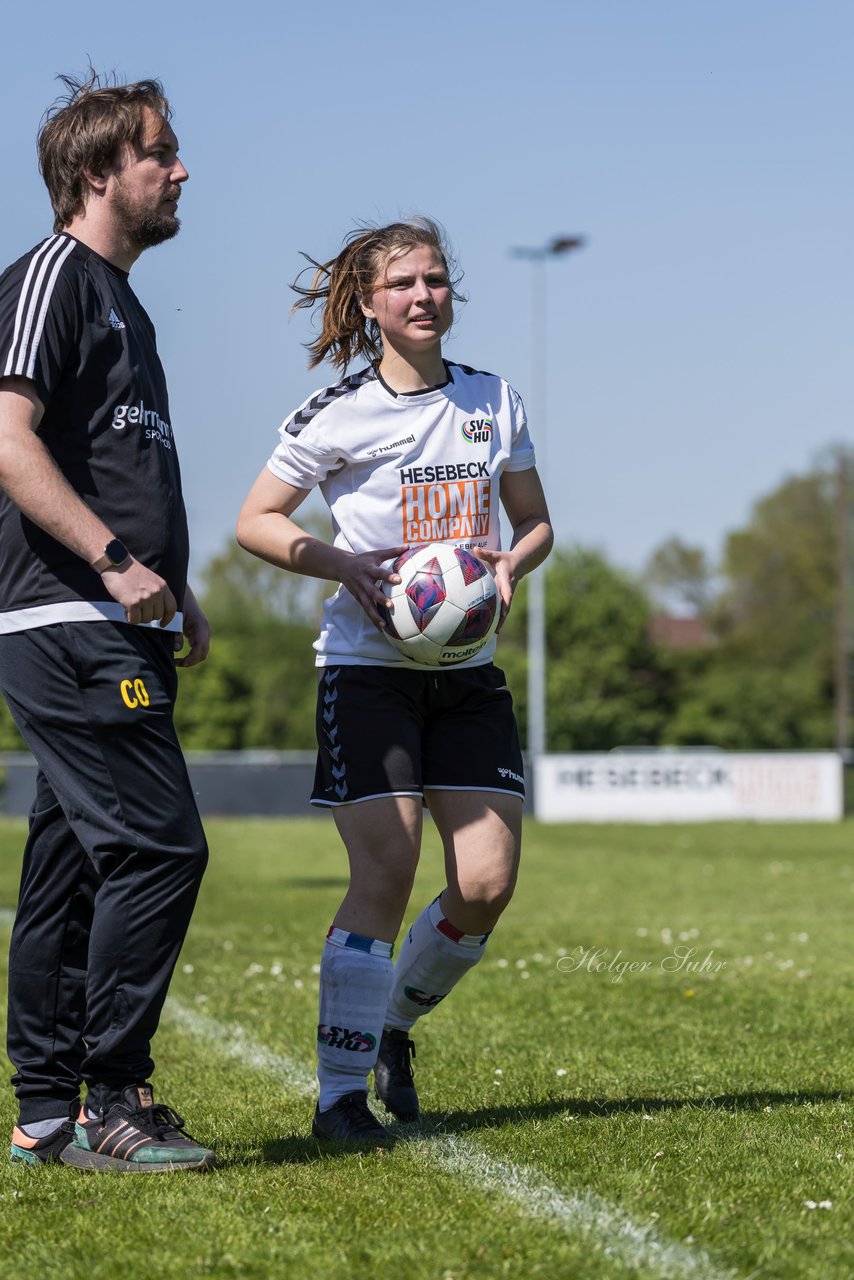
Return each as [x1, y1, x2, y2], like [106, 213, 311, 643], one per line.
[0, 73, 215, 1172]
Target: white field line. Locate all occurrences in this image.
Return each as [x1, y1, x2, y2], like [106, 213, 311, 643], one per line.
[0, 911, 734, 1280]
[162, 999, 316, 1095]
[165, 998, 735, 1280]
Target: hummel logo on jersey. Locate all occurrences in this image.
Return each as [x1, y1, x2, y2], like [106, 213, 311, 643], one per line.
[108, 308, 126, 330]
[461, 416, 493, 443]
[367, 433, 416, 459]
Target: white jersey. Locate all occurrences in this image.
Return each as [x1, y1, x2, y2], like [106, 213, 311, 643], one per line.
[267, 361, 536, 667]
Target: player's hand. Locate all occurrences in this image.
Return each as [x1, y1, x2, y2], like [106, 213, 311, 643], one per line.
[339, 546, 407, 631]
[472, 547, 515, 632]
[174, 586, 211, 668]
[101, 558, 178, 627]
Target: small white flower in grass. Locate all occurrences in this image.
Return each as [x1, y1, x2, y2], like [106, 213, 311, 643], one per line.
[636, 927, 648, 937]
[222, 940, 233, 951]
[555, 1068, 567, 1078]
[515, 959, 527, 969]
[497, 958, 508, 969]
[764, 1106, 772, 1114]
[835, 1152, 844, 1161]
[270, 964, 282, 976]
[532, 952, 544, 963]
[820, 1200, 833, 1209]
[660, 928, 673, 945]
[293, 979, 304, 990]
[194, 994, 208, 1004]
[182, 964, 194, 974]
[244, 963, 264, 977]
[653, 1150, 665, 1160]
[556, 947, 567, 957]
[311, 963, 321, 974]
[684, 1235, 695, 1244]
[494, 1068, 503, 1075]
[520, 970, 531, 980]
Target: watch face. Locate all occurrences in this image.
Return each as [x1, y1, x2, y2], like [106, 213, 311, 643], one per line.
[105, 539, 129, 566]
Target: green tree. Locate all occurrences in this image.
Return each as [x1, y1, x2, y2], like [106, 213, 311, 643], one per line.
[644, 536, 715, 614]
[498, 547, 674, 751]
[659, 452, 848, 749]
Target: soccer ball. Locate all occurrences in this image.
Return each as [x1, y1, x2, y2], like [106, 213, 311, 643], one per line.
[381, 543, 500, 665]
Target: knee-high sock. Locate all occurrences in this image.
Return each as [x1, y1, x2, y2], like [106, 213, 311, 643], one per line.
[384, 897, 490, 1032]
[316, 927, 394, 1111]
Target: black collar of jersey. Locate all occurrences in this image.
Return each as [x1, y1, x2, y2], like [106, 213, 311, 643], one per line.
[374, 360, 452, 399]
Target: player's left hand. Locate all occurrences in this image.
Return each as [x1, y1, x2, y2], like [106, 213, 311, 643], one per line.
[471, 547, 516, 632]
[174, 585, 211, 668]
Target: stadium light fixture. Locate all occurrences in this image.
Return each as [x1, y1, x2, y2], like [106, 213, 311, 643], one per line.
[509, 235, 586, 758]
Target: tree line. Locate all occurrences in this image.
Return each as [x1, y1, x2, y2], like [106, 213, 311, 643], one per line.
[0, 450, 848, 754]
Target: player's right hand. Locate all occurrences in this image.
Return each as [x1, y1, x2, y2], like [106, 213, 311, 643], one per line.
[102, 558, 178, 627]
[339, 546, 406, 631]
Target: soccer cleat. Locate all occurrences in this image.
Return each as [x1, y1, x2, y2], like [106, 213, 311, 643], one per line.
[60, 1084, 216, 1173]
[10, 1116, 76, 1165]
[312, 1091, 393, 1144]
[374, 1028, 420, 1122]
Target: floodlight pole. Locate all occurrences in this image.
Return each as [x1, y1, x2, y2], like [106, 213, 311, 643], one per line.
[510, 237, 585, 758]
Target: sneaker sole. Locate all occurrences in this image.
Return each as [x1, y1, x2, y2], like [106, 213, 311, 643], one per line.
[10, 1144, 47, 1165]
[10, 1141, 72, 1166]
[60, 1144, 216, 1173]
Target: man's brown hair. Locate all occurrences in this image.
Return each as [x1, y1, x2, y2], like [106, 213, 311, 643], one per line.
[38, 71, 171, 233]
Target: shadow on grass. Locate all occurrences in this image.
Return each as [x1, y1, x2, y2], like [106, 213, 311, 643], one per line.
[253, 1088, 851, 1165]
[419, 1088, 853, 1131]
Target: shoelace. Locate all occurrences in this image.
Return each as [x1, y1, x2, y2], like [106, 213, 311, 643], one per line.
[120, 1102, 188, 1140]
[387, 1037, 416, 1081]
[339, 1095, 386, 1134]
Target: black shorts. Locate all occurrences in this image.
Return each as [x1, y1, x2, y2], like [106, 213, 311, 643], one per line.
[311, 663, 525, 806]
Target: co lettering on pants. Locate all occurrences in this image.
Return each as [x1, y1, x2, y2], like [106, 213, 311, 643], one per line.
[120, 678, 150, 709]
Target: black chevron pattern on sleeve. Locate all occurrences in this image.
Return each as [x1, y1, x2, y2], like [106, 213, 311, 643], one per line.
[287, 366, 376, 435]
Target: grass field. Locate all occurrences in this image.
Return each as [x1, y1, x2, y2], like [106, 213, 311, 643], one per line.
[0, 816, 853, 1279]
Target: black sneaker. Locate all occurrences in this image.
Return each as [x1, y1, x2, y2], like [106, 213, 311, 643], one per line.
[374, 1028, 420, 1122]
[10, 1115, 76, 1165]
[60, 1084, 216, 1173]
[312, 1091, 393, 1144]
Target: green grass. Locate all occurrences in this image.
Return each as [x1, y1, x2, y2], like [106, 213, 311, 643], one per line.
[1, 817, 853, 1279]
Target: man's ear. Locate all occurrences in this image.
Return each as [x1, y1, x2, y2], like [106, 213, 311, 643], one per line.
[81, 165, 110, 195]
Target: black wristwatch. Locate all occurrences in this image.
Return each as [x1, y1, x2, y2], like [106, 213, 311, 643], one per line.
[92, 538, 131, 573]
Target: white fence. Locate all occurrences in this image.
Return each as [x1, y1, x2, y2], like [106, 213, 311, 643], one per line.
[533, 751, 843, 822]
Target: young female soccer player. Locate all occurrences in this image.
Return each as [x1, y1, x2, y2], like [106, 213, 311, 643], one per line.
[237, 217, 553, 1142]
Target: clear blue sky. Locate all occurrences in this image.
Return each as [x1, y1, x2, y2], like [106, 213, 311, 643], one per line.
[1, 0, 850, 582]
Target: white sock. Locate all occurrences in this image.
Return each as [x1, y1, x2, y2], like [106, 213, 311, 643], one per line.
[20, 1116, 69, 1138]
[384, 896, 490, 1032]
[317, 926, 394, 1111]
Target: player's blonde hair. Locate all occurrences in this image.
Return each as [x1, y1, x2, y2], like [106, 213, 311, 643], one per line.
[292, 217, 464, 372]
[38, 71, 172, 233]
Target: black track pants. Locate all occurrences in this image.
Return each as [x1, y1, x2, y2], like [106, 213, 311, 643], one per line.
[0, 622, 208, 1122]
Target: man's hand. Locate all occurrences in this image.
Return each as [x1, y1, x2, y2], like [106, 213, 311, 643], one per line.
[101, 558, 178, 627]
[174, 585, 211, 668]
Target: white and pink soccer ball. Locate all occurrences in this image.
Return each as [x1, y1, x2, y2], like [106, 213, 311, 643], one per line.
[381, 542, 500, 665]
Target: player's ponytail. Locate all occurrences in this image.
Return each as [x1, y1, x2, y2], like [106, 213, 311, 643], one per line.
[291, 217, 463, 372]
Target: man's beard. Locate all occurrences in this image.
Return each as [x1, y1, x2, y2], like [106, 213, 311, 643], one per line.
[112, 182, 182, 250]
